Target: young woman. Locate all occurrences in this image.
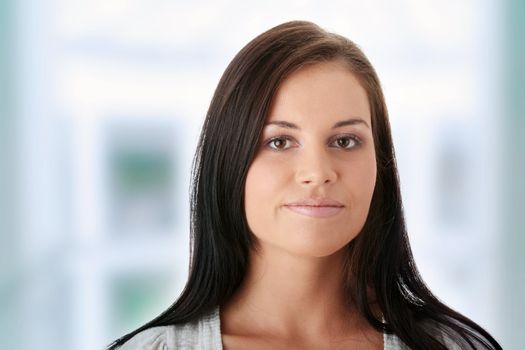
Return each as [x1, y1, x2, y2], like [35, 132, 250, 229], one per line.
[108, 20, 502, 350]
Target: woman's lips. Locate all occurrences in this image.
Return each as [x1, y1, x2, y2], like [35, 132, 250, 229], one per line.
[283, 205, 344, 218]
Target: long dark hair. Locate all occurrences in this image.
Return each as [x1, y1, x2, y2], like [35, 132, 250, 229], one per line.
[108, 21, 501, 349]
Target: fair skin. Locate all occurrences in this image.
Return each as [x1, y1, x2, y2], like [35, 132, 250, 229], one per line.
[220, 60, 382, 350]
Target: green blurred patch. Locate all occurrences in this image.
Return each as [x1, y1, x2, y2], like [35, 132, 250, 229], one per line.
[112, 151, 173, 193]
[110, 272, 175, 335]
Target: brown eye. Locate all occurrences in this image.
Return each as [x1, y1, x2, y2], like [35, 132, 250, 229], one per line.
[331, 135, 361, 150]
[266, 137, 293, 151]
[337, 138, 351, 148]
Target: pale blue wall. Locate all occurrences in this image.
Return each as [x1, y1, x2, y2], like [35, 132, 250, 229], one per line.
[0, 1, 20, 349]
[502, 0, 525, 348]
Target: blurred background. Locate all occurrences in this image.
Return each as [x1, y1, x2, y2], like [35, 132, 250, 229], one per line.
[1, 0, 523, 349]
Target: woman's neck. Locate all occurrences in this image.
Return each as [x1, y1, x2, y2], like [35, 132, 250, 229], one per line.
[220, 244, 369, 342]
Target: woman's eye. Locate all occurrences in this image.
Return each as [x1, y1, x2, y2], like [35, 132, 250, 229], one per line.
[331, 135, 361, 149]
[266, 137, 294, 150]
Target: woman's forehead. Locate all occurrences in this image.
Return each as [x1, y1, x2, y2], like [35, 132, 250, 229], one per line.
[266, 61, 371, 128]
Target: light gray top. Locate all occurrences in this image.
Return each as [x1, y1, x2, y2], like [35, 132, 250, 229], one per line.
[119, 307, 413, 350]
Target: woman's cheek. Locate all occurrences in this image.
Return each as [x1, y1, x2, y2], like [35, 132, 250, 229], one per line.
[246, 158, 281, 200]
[245, 157, 287, 223]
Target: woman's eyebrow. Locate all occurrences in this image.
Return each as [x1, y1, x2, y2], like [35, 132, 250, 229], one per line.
[264, 118, 370, 129]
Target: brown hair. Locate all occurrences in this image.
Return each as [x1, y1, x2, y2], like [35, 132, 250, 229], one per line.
[109, 20, 501, 350]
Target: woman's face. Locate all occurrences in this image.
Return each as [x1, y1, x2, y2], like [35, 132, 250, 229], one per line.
[244, 60, 377, 258]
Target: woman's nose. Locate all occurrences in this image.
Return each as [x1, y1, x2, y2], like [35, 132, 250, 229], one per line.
[294, 148, 338, 186]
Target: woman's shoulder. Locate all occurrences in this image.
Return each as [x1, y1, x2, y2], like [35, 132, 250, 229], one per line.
[119, 308, 222, 350]
[422, 315, 500, 350]
[383, 315, 500, 350]
[118, 326, 173, 350]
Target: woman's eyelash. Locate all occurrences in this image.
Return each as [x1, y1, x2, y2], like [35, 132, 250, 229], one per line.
[264, 134, 362, 151]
